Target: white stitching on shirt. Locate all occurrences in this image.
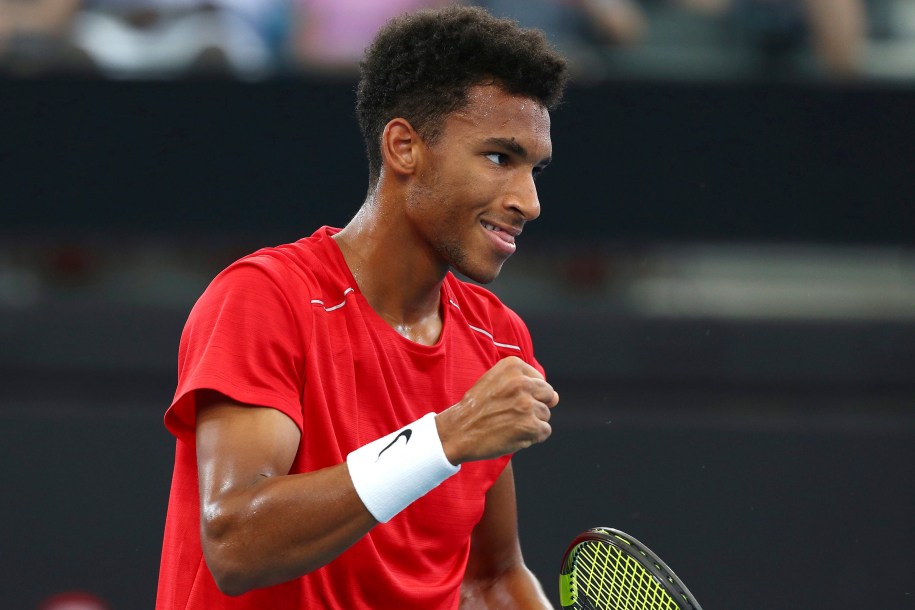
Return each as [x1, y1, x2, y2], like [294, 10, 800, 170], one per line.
[466, 324, 521, 351]
[312, 290, 520, 351]
[311, 287, 355, 312]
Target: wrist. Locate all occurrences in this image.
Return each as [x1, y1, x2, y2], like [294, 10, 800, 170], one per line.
[434, 409, 460, 466]
[347, 412, 460, 523]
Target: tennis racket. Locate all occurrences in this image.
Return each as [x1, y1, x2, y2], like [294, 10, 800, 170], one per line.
[559, 527, 703, 610]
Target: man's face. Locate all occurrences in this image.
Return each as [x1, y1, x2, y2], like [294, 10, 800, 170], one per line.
[406, 84, 553, 284]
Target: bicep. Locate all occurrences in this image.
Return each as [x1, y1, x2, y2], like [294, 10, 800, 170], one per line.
[195, 389, 302, 507]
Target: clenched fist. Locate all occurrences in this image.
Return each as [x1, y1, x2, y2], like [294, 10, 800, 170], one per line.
[435, 356, 560, 464]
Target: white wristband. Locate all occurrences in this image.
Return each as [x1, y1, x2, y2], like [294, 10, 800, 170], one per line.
[346, 412, 460, 523]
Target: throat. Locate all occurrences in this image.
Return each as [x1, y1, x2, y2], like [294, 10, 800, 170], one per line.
[384, 310, 444, 346]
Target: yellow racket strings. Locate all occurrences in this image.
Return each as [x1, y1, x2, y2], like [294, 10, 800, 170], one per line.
[574, 540, 680, 610]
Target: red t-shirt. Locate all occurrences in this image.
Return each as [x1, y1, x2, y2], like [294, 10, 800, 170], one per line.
[156, 227, 545, 610]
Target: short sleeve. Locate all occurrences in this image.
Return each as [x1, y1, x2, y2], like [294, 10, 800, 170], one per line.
[164, 260, 310, 442]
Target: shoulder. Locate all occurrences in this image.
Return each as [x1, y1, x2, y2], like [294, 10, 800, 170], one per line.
[209, 226, 345, 300]
[183, 227, 350, 341]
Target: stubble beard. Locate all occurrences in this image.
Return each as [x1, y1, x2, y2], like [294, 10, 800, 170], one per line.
[442, 239, 506, 285]
[410, 168, 505, 284]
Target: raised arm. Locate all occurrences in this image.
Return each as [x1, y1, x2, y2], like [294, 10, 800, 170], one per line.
[194, 390, 377, 595]
[194, 355, 558, 597]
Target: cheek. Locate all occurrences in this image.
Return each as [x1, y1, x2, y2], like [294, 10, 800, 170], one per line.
[450, 174, 501, 214]
[414, 160, 495, 234]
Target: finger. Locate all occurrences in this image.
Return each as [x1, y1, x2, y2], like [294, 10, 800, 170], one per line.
[500, 356, 546, 381]
[521, 361, 546, 381]
[527, 378, 557, 405]
[532, 419, 552, 444]
[533, 401, 552, 423]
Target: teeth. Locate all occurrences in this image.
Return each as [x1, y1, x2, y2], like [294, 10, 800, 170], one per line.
[483, 222, 498, 231]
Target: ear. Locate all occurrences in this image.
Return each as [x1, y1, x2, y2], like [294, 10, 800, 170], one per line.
[380, 118, 422, 178]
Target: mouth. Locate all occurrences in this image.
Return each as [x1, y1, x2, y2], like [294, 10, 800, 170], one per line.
[481, 220, 519, 253]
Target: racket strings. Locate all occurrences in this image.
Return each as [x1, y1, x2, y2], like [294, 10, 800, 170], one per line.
[573, 540, 680, 610]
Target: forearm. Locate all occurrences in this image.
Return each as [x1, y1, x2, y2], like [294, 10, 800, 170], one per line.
[201, 462, 376, 595]
[460, 563, 554, 610]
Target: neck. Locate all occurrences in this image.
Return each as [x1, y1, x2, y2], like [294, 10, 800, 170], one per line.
[333, 189, 446, 343]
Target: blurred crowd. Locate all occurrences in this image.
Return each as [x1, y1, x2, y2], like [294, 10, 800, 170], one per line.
[0, 0, 913, 81]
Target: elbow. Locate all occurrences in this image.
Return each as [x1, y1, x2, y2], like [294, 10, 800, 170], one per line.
[198, 496, 339, 594]
[209, 567, 250, 598]
[202, 539, 256, 596]
[200, 507, 259, 596]
[207, 558, 251, 597]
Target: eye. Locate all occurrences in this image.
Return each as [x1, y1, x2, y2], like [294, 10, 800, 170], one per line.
[484, 153, 508, 166]
[532, 165, 547, 180]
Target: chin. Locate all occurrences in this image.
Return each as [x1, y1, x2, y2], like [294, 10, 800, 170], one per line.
[456, 261, 505, 285]
[441, 242, 508, 284]
[467, 273, 497, 285]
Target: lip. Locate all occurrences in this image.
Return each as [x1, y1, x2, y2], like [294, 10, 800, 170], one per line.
[481, 219, 522, 238]
[480, 219, 520, 255]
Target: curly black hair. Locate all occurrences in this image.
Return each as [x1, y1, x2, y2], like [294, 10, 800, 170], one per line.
[356, 6, 569, 186]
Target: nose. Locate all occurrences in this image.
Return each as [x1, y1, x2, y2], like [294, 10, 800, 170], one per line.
[505, 171, 541, 221]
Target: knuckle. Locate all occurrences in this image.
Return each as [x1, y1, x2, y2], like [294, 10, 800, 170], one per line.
[498, 356, 521, 370]
[540, 423, 553, 442]
[539, 404, 552, 421]
[506, 375, 528, 394]
[517, 394, 538, 413]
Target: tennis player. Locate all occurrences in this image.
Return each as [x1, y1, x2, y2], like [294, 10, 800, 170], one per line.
[156, 6, 568, 609]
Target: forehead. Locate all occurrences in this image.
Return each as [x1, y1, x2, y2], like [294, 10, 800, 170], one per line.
[440, 84, 552, 156]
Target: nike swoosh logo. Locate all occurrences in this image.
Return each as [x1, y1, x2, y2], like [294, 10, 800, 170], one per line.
[376, 429, 412, 462]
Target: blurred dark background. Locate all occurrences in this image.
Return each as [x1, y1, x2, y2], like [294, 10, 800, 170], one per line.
[1, 1, 914, 609]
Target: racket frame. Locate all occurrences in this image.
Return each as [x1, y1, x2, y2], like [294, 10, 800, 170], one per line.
[559, 527, 703, 610]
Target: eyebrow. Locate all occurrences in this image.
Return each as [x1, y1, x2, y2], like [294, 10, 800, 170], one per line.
[483, 137, 552, 167]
